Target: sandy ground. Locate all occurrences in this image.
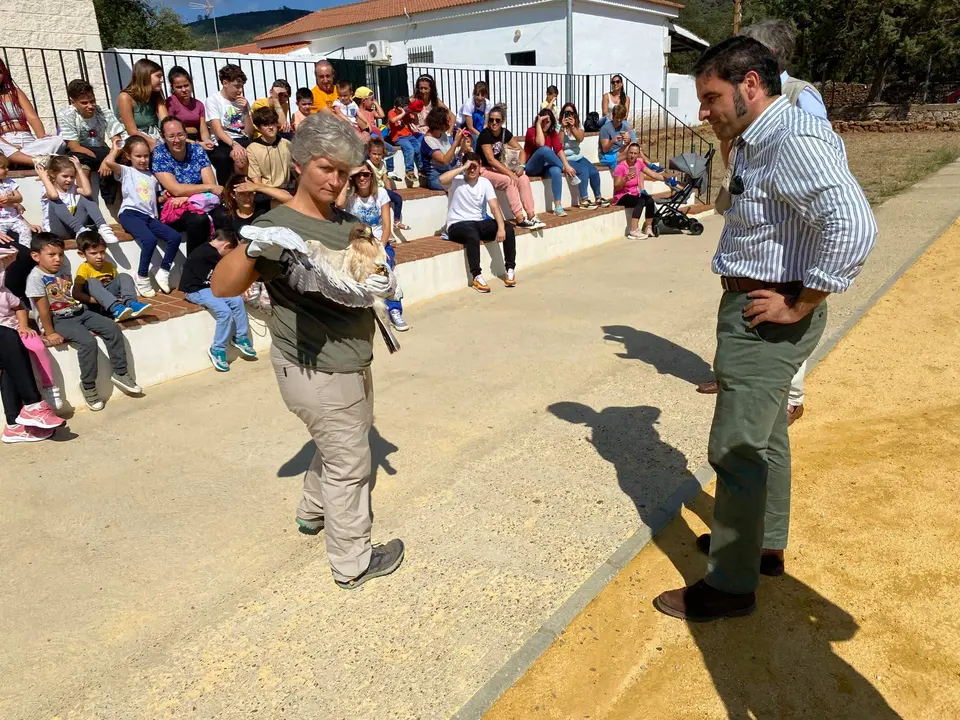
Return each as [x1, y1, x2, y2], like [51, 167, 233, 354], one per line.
[484, 222, 960, 720]
[1, 160, 959, 720]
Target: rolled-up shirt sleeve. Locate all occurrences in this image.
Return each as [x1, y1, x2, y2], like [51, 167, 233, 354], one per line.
[773, 133, 877, 293]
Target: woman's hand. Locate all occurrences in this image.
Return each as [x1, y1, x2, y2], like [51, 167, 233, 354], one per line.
[513, 166, 525, 178]
[18, 327, 37, 339]
[627, 167, 637, 180]
[207, 184, 224, 196]
[167, 196, 190, 208]
[564, 165, 577, 178]
[201, 139, 216, 151]
[233, 181, 260, 194]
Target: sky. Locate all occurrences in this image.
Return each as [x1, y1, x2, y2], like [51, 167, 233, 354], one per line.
[162, 0, 340, 22]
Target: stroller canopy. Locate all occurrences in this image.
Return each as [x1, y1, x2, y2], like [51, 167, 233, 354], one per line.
[669, 152, 709, 181]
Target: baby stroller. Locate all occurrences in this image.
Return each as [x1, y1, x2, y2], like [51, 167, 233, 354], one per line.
[651, 148, 715, 237]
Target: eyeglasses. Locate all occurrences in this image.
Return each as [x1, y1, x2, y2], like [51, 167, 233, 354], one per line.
[354, 172, 372, 179]
[729, 175, 745, 195]
[612, 79, 623, 84]
[489, 117, 503, 124]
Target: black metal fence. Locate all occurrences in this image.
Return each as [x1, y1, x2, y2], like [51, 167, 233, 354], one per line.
[0, 46, 715, 199]
[0, 46, 371, 129]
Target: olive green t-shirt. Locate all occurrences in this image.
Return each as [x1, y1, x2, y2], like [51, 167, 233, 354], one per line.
[252, 205, 375, 372]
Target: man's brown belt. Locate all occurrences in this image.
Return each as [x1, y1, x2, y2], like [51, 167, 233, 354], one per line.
[720, 277, 803, 294]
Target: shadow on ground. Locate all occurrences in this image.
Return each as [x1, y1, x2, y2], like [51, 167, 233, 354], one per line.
[547, 399, 901, 718]
[602, 325, 713, 386]
[277, 425, 399, 489]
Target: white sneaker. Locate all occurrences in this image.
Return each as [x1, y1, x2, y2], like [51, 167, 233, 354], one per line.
[628, 230, 645, 239]
[98, 225, 120, 244]
[135, 274, 156, 298]
[44, 385, 63, 411]
[529, 215, 547, 229]
[155, 268, 171, 294]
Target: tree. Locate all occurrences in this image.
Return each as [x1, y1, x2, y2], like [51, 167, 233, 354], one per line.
[94, 0, 197, 51]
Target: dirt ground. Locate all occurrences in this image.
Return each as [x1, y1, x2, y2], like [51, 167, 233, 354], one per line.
[484, 223, 960, 719]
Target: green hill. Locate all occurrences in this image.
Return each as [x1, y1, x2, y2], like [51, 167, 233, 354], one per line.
[186, 7, 313, 51]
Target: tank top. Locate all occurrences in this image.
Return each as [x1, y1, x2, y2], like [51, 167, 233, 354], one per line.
[130, 96, 160, 138]
[0, 93, 27, 134]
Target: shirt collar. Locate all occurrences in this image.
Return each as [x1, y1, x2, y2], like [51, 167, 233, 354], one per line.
[780, 71, 790, 84]
[739, 95, 790, 147]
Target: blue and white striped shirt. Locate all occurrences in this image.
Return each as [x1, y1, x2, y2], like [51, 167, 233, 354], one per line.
[713, 96, 877, 293]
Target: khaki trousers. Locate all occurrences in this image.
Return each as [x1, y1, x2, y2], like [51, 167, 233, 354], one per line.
[271, 346, 374, 582]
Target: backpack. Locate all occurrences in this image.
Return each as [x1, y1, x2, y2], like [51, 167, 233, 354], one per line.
[583, 111, 601, 132]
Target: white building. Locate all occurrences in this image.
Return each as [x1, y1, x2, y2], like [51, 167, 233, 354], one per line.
[229, 0, 707, 124]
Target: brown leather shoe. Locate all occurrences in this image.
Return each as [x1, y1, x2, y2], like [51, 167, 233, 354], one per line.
[787, 403, 804, 426]
[653, 579, 756, 621]
[696, 379, 719, 394]
[695, 533, 785, 576]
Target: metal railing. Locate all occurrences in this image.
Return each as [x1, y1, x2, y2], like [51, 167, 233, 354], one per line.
[0, 46, 714, 200]
[0, 46, 375, 130]
[408, 66, 714, 200]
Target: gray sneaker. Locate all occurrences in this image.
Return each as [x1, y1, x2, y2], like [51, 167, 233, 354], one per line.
[78, 382, 104, 412]
[111, 372, 143, 394]
[335, 538, 405, 590]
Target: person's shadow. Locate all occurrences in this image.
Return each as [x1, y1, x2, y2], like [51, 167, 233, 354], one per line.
[602, 325, 714, 386]
[277, 425, 398, 491]
[548, 401, 901, 719]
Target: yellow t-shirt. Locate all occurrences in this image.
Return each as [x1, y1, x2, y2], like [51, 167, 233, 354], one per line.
[311, 86, 337, 115]
[75, 260, 117, 287]
[250, 97, 290, 139]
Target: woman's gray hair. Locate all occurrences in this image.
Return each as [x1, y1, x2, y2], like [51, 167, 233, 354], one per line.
[290, 112, 365, 169]
[739, 19, 795, 71]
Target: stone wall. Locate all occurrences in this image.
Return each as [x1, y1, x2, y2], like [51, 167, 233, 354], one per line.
[1, 0, 102, 51]
[830, 104, 960, 122]
[832, 119, 960, 134]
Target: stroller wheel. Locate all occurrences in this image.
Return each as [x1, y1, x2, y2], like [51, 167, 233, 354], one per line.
[652, 221, 661, 237]
[689, 220, 704, 236]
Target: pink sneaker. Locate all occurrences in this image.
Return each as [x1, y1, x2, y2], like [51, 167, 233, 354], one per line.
[2, 424, 55, 444]
[16, 401, 65, 430]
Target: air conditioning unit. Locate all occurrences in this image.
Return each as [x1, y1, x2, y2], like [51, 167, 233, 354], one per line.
[366, 40, 392, 64]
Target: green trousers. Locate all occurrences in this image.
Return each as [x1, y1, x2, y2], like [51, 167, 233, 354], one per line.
[705, 291, 827, 594]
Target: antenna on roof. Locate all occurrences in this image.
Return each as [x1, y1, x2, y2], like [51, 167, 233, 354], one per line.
[189, 0, 221, 51]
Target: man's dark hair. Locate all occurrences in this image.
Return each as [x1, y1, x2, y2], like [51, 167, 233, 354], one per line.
[462, 151, 481, 165]
[252, 105, 279, 128]
[76, 230, 106, 254]
[67, 79, 94, 100]
[425, 106, 450, 132]
[30, 232, 64, 253]
[295, 87, 312, 102]
[337, 80, 353, 94]
[693, 36, 782, 96]
[546, 85, 559, 96]
[218, 64, 247, 85]
[271, 78, 291, 94]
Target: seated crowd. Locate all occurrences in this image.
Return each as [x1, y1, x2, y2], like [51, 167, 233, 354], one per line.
[0, 56, 666, 444]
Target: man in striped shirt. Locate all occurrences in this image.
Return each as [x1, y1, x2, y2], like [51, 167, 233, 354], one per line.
[654, 37, 877, 621]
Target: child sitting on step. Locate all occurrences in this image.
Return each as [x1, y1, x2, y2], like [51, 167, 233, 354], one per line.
[104, 135, 182, 297]
[0, 155, 34, 247]
[25, 233, 142, 412]
[366, 137, 410, 237]
[179, 229, 256, 372]
[71, 230, 151, 321]
[36, 155, 119, 244]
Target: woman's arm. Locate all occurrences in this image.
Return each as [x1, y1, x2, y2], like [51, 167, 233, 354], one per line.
[641, 166, 665, 182]
[571, 125, 585, 142]
[211, 245, 259, 297]
[624, 96, 631, 116]
[507, 135, 526, 167]
[17, 89, 46, 138]
[601, 93, 610, 117]
[432, 130, 462, 166]
[335, 182, 349, 209]
[534, 122, 546, 148]
[478, 142, 511, 178]
[154, 169, 220, 198]
[613, 173, 627, 192]
[156, 99, 168, 123]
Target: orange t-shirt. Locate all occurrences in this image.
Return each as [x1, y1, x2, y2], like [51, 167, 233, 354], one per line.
[311, 86, 337, 114]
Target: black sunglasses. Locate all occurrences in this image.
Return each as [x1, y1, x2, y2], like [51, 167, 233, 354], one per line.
[729, 175, 745, 195]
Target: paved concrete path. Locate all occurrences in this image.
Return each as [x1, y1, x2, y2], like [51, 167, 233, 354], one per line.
[486, 218, 960, 720]
[2, 160, 959, 719]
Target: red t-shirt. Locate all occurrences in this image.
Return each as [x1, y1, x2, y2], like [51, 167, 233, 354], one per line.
[387, 108, 414, 142]
[524, 126, 562, 159]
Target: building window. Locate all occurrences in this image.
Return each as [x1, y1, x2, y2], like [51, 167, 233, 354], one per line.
[507, 51, 536, 66]
[668, 87, 679, 108]
[407, 46, 434, 64]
